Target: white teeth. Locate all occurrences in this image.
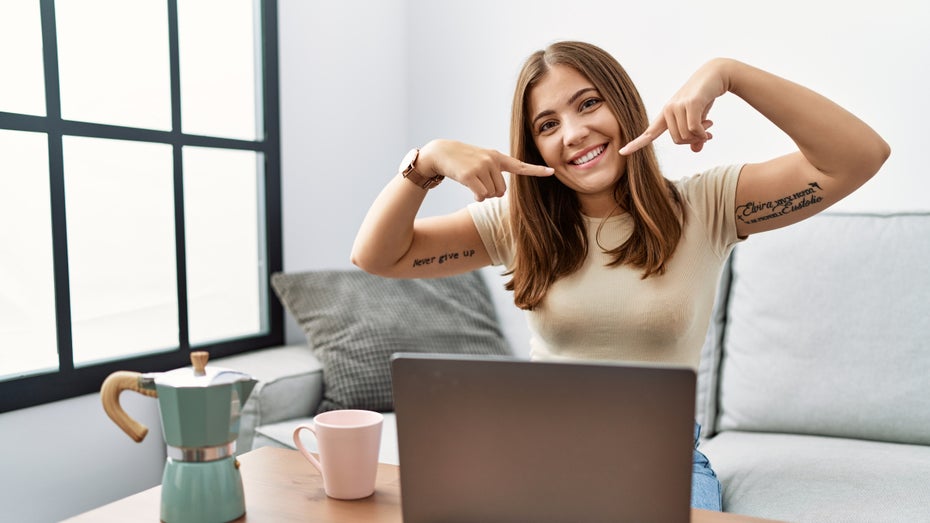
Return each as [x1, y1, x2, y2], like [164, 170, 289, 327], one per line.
[571, 145, 606, 165]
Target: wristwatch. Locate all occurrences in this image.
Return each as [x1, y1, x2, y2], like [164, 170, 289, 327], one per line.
[399, 148, 444, 189]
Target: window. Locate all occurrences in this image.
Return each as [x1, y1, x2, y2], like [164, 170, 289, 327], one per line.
[0, 0, 282, 412]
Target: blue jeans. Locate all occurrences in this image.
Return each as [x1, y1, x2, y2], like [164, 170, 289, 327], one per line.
[692, 422, 723, 511]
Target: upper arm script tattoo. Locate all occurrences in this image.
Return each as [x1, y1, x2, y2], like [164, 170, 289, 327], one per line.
[736, 182, 824, 225]
[412, 249, 476, 268]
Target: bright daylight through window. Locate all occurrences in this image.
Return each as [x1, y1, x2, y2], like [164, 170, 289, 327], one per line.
[0, 0, 282, 411]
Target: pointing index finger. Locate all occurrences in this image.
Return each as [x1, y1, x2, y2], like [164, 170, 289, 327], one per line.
[619, 117, 668, 156]
[497, 152, 555, 177]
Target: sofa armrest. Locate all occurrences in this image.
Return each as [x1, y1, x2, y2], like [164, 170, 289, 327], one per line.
[213, 344, 323, 454]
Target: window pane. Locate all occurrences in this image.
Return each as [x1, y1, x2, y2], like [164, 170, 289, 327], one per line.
[55, 0, 171, 130]
[178, 0, 261, 140]
[0, 131, 57, 379]
[63, 137, 178, 365]
[0, 1, 46, 115]
[184, 147, 265, 345]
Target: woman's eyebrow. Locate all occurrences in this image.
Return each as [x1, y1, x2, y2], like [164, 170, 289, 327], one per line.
[531, 87, 599, 128]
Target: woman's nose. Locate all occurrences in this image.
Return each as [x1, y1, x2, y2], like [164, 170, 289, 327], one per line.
[562, 117, 589, 147]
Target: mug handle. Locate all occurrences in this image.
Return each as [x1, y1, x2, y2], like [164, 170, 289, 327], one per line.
[293, 424, 324, 473]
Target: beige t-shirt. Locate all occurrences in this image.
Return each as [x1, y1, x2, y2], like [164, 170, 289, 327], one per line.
[467, 164, 744, 370]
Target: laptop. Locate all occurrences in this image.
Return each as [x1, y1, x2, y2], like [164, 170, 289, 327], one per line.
[390, 354, 696, 523]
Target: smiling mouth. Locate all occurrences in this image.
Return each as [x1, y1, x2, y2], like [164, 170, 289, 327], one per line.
[570, 145, 607, 166]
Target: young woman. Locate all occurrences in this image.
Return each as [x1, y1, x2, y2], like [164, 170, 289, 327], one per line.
[351, 41, 889, 510]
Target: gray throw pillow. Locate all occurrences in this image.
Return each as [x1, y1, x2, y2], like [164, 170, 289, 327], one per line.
[270, 270, 512, 413]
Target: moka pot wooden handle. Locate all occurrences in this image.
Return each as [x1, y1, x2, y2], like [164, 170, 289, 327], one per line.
[100, 371, 158, 443]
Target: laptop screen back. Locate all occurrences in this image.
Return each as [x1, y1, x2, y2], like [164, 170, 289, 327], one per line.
[391, 354, 696, 523]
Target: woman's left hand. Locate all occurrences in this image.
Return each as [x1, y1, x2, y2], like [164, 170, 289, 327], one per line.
[620, 59, 731, 155]
[621, 57, 889, 239]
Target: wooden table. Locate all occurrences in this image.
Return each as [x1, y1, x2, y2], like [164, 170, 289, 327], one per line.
[67, 447, 780, 522]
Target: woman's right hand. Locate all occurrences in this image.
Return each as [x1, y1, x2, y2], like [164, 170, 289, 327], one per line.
[351, 139, 553, 278]
[418, 139, 554, 201]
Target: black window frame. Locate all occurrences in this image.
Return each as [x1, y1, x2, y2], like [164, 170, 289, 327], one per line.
[0, 0, 283, 413]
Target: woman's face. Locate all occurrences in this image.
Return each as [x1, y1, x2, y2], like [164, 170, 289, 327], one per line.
[527, 65, 626, 217]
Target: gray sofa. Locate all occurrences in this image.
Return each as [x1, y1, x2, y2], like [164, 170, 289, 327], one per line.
[696, 211, 930, 522]
[218, 211, 930, 523]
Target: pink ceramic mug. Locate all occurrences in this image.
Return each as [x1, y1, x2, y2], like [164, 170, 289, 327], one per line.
[292, 409, 384, 500]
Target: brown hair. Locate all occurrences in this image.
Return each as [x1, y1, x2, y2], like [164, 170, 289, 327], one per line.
[506, 41, 683, 310]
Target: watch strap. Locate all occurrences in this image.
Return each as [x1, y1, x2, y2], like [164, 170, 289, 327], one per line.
[401, 148, 444, 189]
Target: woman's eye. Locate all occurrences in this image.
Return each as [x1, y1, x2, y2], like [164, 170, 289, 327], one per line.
[581, 98, 601, 110]
[538, 121, 557, 133]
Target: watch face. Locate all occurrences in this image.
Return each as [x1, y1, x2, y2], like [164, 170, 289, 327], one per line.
[398, 147, 442, 189]
[399, 148, 419, 173]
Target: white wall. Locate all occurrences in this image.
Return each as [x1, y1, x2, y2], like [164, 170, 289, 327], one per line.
[2, 1, 927, 520]
[278, 0, 408, 273]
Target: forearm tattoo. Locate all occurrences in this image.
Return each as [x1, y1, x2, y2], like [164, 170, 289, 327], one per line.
[736, 182, 824, 225]
[412, 249, 476, 268]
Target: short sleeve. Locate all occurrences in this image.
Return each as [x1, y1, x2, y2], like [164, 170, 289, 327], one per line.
[467, 197, 515, 268]
[676, 164, 745, 258]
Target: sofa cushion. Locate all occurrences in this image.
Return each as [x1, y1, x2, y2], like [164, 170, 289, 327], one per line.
[701, 431, 930, 523]
[717, 212, 930, 445]
[212, 345, 324, 453]
[270, 270, 512, 413]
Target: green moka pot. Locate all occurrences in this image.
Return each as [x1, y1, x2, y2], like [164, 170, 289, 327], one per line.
[101, 351, 258, 523]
